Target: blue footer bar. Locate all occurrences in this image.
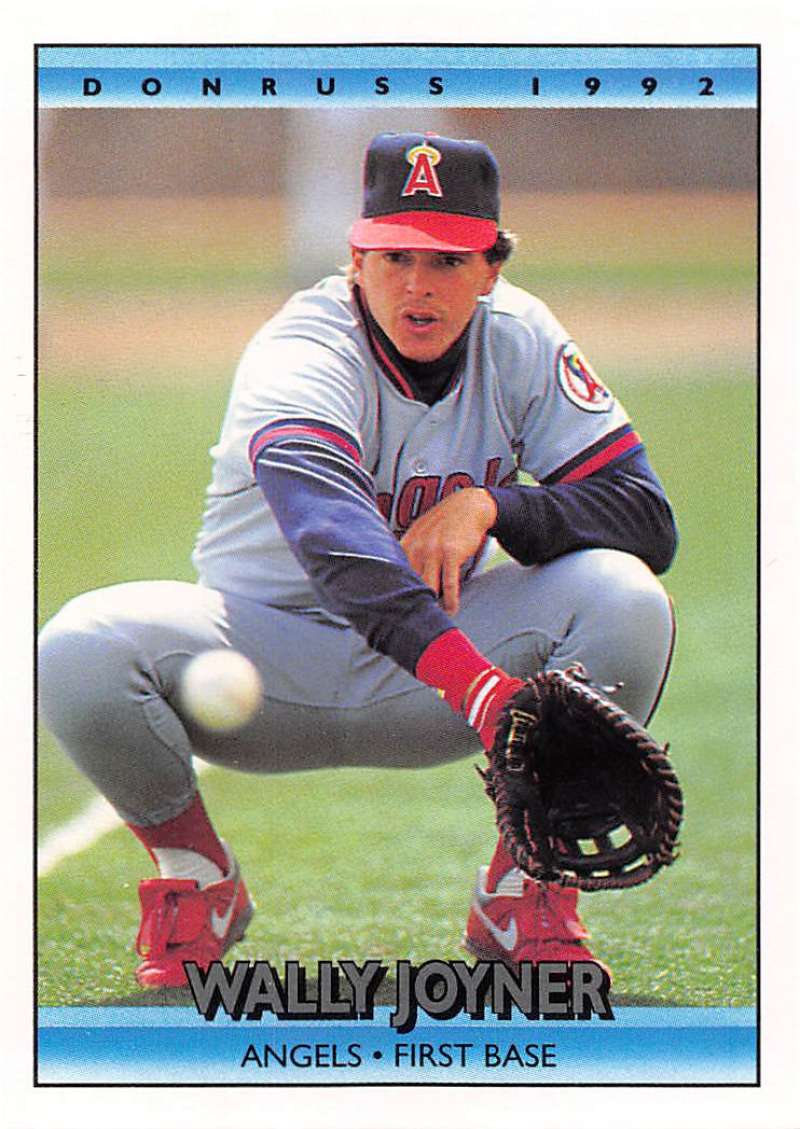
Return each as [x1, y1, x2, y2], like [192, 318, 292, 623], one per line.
[37, 1007, 756, 1084]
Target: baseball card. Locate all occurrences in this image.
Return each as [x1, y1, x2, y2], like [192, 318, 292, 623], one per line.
[10, 16, 795, 1128]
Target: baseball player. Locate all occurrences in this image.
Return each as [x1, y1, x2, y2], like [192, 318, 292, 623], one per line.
[39, 133, 677, 989]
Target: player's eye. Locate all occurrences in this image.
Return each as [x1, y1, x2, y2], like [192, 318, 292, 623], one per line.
[384, 251, 411, 265]
[437, 254, 466, 268]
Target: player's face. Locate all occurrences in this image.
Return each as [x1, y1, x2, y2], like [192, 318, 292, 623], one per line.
[351, 248, 501, 362]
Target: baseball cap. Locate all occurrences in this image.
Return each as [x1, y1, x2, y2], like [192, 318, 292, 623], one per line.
[349, 132, 500, 253]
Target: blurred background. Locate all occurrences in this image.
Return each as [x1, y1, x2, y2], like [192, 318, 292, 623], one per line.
[39, 107, 756, 388]
[37, 107, 758, 1006]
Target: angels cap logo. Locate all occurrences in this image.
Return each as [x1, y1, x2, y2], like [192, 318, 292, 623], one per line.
[401, 143, 444, 198]
[557, 342, 613, 413]
[349, 133, 499, 252]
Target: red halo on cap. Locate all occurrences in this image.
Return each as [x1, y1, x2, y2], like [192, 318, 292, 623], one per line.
[349, 211, 498, 253]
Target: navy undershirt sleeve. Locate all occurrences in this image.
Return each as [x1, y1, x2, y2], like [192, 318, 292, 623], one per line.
[486, 449, 678, 575]
[253, 433, 454, 674]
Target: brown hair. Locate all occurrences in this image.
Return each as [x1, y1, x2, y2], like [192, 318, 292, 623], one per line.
[484, 228, 517, 264]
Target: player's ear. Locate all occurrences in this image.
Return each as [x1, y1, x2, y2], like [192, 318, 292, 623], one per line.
[479, 260, 502, 295]
[350, 248, 364, 277]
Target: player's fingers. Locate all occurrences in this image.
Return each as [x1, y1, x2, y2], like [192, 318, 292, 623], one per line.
[419, 554, 443, 597]
[441, 558, 461, 616]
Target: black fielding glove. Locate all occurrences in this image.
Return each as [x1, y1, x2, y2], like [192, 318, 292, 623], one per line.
[480, 664, 683, 891]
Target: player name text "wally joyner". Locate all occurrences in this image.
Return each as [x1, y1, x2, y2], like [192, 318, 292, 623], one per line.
[185, 958, 613, 1033]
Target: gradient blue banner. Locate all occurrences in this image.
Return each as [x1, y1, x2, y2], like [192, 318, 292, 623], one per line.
[38, 1007, 757, 1084]
[37, 47, 759, 69]
[37, 47, 758, 108]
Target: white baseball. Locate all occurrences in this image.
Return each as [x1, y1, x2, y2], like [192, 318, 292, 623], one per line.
[180, 649, 263, 732]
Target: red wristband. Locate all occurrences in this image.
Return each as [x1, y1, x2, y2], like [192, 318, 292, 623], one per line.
[414, 628, 493, 713]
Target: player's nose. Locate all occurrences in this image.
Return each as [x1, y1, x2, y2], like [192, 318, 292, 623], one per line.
[404, 258, 435, 296]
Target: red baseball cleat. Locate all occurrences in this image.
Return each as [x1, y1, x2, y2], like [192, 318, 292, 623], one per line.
[463, 866, 610, 978]
[135, 850, 254, 989]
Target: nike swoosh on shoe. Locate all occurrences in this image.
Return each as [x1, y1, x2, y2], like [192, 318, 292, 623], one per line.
[210, 873, 240, 940]
[471, 899, 518, 952]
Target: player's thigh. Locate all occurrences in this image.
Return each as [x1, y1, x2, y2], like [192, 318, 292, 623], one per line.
[38, 580, 359, 771]
[457, 549, 669, 656]
[456, 549, 674, 720]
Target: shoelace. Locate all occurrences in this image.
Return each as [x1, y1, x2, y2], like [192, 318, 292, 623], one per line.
[523, 881, 585, 941]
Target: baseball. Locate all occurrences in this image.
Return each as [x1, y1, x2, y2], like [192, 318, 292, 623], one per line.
[180, 649, 263, 732]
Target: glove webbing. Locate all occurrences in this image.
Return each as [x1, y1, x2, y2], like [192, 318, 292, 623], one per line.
[481, 669, 683, 891]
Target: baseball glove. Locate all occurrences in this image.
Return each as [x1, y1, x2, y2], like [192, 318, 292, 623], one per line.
[480, 664, 683, 891]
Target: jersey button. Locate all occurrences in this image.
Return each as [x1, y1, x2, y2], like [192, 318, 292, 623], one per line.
[413, 460, 427, 474]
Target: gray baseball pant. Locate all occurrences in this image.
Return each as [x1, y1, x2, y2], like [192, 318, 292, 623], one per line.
[38, 549, 675, 827]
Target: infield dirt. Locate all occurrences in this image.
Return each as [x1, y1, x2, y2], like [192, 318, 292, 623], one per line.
[39, 191, 756, 384]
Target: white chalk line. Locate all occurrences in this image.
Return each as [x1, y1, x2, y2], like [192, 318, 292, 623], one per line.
[37, 761, 212, 878]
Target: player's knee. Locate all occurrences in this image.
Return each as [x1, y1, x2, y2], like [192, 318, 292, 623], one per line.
[613, 559, 671, 644]
[38, 591, 141, 740]
[564, 551, 674, 690]
[586, 550, 671, 633]
[573, 551, 674, 721]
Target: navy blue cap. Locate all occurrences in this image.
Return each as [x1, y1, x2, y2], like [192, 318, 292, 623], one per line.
[349, 132, 500, 252]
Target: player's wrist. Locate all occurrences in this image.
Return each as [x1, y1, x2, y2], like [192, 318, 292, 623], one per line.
[477, 487, 499, 531]
[415, 628, 493, 712]
[415, 628, 522, 749]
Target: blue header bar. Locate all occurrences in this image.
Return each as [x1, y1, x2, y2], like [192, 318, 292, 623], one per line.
[37, 46, 758, 108]
[38, 46, 758, 69]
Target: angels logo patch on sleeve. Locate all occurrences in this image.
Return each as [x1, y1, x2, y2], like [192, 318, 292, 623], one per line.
[556, 342, 613, 413]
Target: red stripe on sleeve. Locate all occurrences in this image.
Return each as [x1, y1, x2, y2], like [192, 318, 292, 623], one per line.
[558, 430, 642, 483]
[249, 425, 362, 468]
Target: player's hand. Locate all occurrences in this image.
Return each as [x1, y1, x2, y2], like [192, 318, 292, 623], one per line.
[400, 487, 498, 615]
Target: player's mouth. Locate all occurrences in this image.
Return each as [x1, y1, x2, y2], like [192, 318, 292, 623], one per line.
[402, 310, 440, 333]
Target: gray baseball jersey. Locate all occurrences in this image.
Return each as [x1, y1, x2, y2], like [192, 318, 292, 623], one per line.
[193, 273, 636, 626]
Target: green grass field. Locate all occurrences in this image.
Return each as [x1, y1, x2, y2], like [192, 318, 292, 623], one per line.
[36, 198, 757, 1008]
